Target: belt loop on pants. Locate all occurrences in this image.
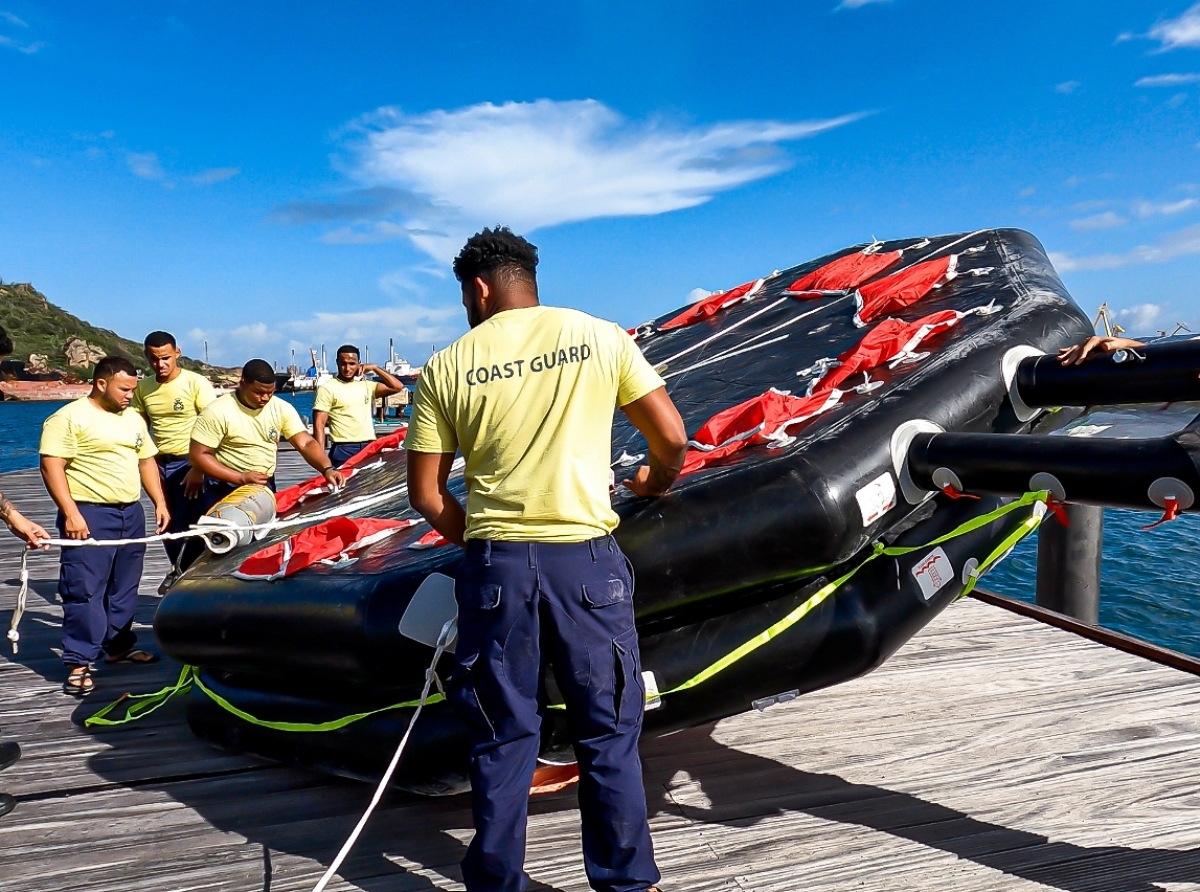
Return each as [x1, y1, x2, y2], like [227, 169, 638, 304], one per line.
[588, 539, 597, 562]
[482, 540, 492, 567]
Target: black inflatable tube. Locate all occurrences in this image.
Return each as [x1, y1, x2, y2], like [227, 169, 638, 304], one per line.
[908, 427, 1200, 510]
[185, 493, 1036, 793]
[1016, 340, 1200, 408]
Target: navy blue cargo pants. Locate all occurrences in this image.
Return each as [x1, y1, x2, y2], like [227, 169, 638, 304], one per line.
[156, 455, 206, 570]
[58, 502, 146, 667]
[329, 441, 369, 467]
[449, 536, 660, 892]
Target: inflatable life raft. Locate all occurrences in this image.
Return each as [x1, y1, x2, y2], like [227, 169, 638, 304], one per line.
[153, 228, 1095, 793]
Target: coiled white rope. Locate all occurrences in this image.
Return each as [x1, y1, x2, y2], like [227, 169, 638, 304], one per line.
[310, 617, 456, 892]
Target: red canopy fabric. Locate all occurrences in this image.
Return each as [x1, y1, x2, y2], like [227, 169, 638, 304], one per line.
[785, 250, 902, 299]
[408, 528, 451, 551]
[811, 309, 966, 395]
[274, 426, 408, 515]
[235, 516, 418, 581]
[853, 255, 958, 326]
[658, 278, 765, 331]
[679, 388, 844, 476]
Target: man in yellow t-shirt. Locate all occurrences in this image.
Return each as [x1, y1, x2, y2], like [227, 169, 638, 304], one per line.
[40, 356, 171, 697]
[190, 358, 345, 512]
[405, 227, 687, 892]
[312, 345, 407, 466]
[131, 330, 216, 580]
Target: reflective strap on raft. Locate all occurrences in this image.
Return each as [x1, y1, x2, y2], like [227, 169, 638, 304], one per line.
[85, 664, 446, 731]
[87, 492, 1049, 731]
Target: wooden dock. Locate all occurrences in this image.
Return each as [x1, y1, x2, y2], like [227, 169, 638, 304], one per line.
[4, 455, 1200, 891]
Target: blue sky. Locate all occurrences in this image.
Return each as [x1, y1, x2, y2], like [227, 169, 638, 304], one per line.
[2, 1, 1199, 367]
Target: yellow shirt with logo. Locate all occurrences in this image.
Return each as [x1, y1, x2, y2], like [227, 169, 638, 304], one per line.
[405, 305, 664, 542]
[131, 368, 217, 456]
[190, 393, 306, 476]
[39, 397, 157, 503]
[313, 377, 377, 443]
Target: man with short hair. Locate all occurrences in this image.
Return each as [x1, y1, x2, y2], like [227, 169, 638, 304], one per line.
[189, 359, 345, 510]
[40, 356, 171, 697]
[131, 331, 216, 583]
[312, 345, 407, 466]
[406, 227, 688, 892]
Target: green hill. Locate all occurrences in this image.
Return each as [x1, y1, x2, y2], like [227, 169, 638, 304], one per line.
[0, 280, 232, 381]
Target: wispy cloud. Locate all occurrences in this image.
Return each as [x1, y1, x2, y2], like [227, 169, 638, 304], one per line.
[126, 151, 166, 181]
[1116, 303, 1165, 333]
[1135, 197, 1198, 217]
[320, 221, 430, 245]
[835, 0, 891, 8]
[1049, 223, 1200, 271]
[1136, 73, 1200, 87]
[1130, 3, 1200, 52]
[0, 10, 44, 53]
[1055, 81, 1081, 94]
[301, 99, 867, 262]
[1070, 211, 1127, 231]
[189, 166, 240, 185]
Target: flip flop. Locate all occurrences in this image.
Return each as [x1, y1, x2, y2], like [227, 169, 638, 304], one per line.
[104, 649, 161, 665]
[63, 667, 95, 697]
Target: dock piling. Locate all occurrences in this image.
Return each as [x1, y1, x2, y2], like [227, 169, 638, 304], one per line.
[1035, 503, 1102, 624]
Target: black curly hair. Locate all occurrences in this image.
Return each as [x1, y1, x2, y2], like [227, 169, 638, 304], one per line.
[452, 226, 539, 291]
[0, 326, 11, 356]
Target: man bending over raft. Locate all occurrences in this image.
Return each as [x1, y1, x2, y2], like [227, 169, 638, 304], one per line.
[189, 359, 346, 512]
[0, 328, 50, 549]
[39, 357, 171, 697]
[312, 345, 407, 467]
[131, 330, 216, 586]
[405, 227, 688, 892]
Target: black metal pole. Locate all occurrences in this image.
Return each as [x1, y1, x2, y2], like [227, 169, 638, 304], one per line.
[1035, 504, 1102, 624]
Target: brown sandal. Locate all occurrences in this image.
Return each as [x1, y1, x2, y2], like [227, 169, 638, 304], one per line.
[104, 649, 161, 665]
[63, 667, 94, 697]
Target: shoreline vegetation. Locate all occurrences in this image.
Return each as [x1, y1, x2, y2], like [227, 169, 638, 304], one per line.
[0, 279, 235, 385]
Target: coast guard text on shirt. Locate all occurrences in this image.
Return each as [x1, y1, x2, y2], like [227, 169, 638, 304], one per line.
[465, 344, 592, 386]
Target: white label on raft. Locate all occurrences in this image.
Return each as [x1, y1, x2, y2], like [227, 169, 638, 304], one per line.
[855, 472, 897, 526]
[912, 547, 953, 600]
[643, 671, 662, 711]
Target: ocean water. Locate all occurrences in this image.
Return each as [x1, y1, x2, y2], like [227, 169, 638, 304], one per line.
[4, 395, 1200, 657]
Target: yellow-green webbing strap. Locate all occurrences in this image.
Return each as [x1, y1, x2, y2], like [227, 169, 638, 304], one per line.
[190, 674, 444, 733]
[657, 490, 1048, 696]
[85, 664, 445, 731]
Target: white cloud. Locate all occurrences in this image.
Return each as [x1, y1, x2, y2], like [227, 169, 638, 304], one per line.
[835, 0, 891, 8]
[283, 304, 463, 350]
[331, 99, 867, 262]
[1147, 3, 1200, 51]
[1055, 81, 1081, 94]
[684, 288, 712, 304]
[126, 151, 166, 181]
[0, 11, 27, 27]
[1135, 197, 1198, 217]
[1049, 223, 1200, 271]
[1135, 73, 1200, 87]
[1116, 303, 1164, 333]
[1069, 211, 1127, 231]
[189, 167, 239, 185]
[0, 33, 43, 53]
[319, 221, 427, 245]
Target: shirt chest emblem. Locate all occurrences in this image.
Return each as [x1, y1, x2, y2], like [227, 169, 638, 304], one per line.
[267, 426, 279, 441]
[173, 397, 185, 412]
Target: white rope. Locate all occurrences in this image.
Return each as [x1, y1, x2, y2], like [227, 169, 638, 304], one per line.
[310, 618, 457, 892]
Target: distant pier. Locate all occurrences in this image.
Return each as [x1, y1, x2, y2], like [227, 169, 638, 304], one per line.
[3, 453, 1200, 891]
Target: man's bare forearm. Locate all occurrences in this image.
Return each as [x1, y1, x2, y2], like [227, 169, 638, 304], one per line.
[645, 446, 686, 496]
[0, 491, 13, 525]
[40, 459, 79, 518]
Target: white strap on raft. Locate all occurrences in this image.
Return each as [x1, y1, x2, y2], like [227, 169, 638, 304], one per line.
[310, 617, 457, 892]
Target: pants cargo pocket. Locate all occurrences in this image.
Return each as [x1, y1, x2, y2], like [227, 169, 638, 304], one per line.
[612, 626, 645, 730]
[448, 652, 497, 742]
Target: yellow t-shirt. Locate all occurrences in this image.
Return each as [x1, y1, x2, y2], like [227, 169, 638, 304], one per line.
[39, 397, 157, 503]
[313, 377, 377, 443]
[405, 305, 665, 542]
[131, 368, 217, 456]
[190, 393, 306, 476]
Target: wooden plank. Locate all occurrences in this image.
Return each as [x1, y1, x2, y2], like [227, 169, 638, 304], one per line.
[5, 455, 1200, 890]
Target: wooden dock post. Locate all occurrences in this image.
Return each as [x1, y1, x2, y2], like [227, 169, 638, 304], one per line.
[1035, 503, 1102, 624]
